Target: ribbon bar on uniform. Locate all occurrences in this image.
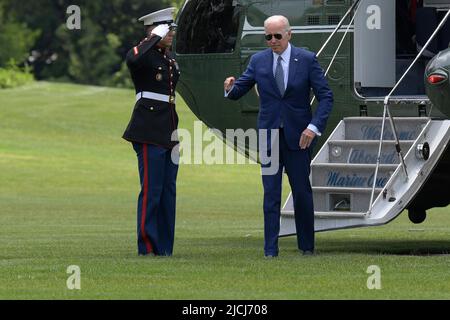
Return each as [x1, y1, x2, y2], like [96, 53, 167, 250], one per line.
[136, 91, 175, 103]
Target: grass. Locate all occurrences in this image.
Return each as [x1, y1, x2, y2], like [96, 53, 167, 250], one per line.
[0, 81, 449, 300]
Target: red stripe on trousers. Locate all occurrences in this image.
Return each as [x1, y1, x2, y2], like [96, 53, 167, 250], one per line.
[141, 144, 153, 253]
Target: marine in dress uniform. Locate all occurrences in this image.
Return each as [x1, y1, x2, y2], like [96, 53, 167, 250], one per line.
[123, 7, 180, 256]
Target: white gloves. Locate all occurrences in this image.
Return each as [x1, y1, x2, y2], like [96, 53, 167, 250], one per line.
[151, 24, 170, 38]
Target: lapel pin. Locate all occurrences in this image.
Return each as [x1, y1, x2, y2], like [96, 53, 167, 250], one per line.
[294, 58, 298, 62]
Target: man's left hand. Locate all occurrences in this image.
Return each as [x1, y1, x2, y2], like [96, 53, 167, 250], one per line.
[299, 128, 316, 149]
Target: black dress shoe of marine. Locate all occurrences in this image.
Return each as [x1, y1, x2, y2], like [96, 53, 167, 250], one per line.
[302, 250, 314, 256]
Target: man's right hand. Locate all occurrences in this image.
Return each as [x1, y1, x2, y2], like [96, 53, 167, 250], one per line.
[224, 77, 236, 92]
[151, 24, 170, 38]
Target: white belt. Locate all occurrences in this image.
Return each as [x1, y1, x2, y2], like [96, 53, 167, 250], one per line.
[136, 91, 175, 103]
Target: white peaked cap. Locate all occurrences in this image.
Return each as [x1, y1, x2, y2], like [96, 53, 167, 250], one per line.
[138, 7, 175, 26]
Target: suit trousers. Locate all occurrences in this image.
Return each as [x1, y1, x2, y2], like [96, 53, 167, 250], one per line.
[133, 143, 179, 256]
[261, 129, 315, 256]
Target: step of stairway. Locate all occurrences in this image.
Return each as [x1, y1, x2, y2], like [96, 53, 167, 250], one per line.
[281, 210, 367, 218]
[314, 211, 367, 218]
[311, 163, 398, 189]
[327, 140, 414, 164]
[343, 117, 428, 140]
[312, 186, 382, 213]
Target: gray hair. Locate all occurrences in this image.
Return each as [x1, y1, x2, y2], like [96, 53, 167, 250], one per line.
[264, 15, 291, 31]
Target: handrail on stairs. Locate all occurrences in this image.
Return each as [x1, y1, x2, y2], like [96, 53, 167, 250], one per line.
[310, 0, 361, 105]
[315, 0, 361, 58]
[368, 8, 450, 214]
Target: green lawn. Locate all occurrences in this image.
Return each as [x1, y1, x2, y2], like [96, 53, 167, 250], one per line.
[0, 81, 449, 299]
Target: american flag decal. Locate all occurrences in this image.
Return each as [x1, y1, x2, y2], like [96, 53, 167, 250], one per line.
[133, 46, 139, 55]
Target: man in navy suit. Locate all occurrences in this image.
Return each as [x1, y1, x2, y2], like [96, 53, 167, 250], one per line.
[224, 15, 333, 257]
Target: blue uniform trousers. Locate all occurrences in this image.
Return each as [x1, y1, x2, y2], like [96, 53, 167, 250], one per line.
[261, 129, 315, 256]
[133, 143, 179, 256]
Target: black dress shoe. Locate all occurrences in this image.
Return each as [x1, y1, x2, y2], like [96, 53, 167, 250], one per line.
[138, 252, 156, 257]
[264, 254, 278, 259]
[302, 250, 314, 256]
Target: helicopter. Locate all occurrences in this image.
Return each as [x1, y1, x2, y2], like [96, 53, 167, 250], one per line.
[173, 0, 450, 235]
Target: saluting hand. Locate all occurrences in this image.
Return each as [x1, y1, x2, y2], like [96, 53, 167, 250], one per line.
[224, 77, 236, 92]
[151, 24, 170, 39]
[299, 128, 316, 149]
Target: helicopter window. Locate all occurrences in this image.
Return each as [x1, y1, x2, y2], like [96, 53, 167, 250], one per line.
[307, 15, 321, 25]
[325, 0, 345, 5]
[328, 15, 341, 25]
[175, 0, 241, 54]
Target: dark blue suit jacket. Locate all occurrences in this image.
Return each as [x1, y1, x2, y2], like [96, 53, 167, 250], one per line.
[227, 45, 333, 150]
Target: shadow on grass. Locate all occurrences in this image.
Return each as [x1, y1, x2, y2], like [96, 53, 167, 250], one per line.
[316, 238, 450, 256]
[181, 236, 450, 257]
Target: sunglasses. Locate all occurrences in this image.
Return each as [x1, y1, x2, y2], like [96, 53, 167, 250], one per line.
[265, 33, 283, 41]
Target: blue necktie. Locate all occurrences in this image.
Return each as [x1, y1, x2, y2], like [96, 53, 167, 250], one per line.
[275, 55, 285, 96]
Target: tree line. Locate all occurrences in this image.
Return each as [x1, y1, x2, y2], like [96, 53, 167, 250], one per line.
[0, 0, 183, 88]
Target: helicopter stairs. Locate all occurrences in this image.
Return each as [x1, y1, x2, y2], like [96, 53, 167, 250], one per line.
[279, 116, 450, 235]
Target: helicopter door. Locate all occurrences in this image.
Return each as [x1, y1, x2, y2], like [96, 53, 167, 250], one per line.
[174, 0, 242, 123]
[354, 0, 396, 91]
